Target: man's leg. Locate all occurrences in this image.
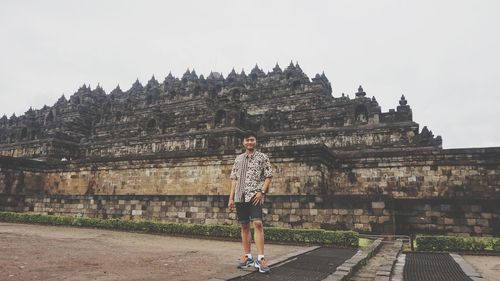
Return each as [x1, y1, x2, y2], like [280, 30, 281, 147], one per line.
[241, 222, 251, 254]
[236, 202, 254, 268]
[253, 220, 264, 255]
[250, 204, 269, 273]
[252, 219, 270, 273]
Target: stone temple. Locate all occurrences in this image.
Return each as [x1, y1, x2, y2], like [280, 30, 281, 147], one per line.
[0, 63, 499, 236]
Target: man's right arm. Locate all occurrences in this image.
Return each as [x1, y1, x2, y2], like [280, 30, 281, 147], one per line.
[228, 179, 236, 210]
[229, 158, 239, 210]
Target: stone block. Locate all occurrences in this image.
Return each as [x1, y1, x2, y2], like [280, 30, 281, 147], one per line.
[354, 209, 364, 215]
[335, 265, 352, 272]
[481, 213, 492, 219]
[372, 201, 385, 209]
[477, 219, 489, 227]
[473, 226, 482, 234]
[354, 223, 365, 230]
[131, 210, 142, 216]
[205, 219, 218, 225]
[339, 209, 348, 215]
[441, 204, 451, 211]
[444, 218, 454, 225]
[378, 216, 391, 223]
[360, 215, 369, 223]
[470, 205, 482, 210]
[376, 270, 391, 276]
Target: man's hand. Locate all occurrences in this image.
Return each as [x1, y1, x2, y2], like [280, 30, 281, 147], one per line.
[228, 198, 235, 210]
[251, 192, 264, 206]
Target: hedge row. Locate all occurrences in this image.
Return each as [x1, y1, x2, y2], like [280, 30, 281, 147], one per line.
[0, 211, 358, 247]
[416, 235, 500, 252]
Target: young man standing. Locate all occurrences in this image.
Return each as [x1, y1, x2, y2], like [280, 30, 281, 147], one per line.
[228, 131, 273, 273]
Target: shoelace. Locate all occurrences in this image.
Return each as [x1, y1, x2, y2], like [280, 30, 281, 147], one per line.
[259, 258, 268, 268]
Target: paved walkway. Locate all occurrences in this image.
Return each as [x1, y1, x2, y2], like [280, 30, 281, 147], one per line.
[349, 242, 393, 281]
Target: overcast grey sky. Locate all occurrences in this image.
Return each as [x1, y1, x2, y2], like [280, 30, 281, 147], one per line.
[1, 0, 499, 148]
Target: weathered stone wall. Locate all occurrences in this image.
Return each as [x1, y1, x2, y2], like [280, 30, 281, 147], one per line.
[395, 199, 500, 236]
[1, 145, 498, 236]
[0, 146, 331, 197]
[331, 148, 500, 200]
[81, 131, 241, 158]
[0, 139, 80, 160]
[0, 194, 393, 234]
[0, 158, 46, 195]
[258, 124, 419, 151]
[2, 194, 497, 236]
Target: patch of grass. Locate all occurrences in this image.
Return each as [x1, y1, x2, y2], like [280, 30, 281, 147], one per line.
[0, 211, 359, 247]
[416, 235, 500, 252]
[358, 237, 373, 249]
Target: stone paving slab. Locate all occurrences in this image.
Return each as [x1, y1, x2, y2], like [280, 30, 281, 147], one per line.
[463, 255, 500, 281]
[450, 253, 487, 281]
[391, 253, 405, 281]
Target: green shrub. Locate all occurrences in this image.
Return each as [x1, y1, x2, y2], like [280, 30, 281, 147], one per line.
[416, 235, 500, 252]
[493, 239, 500, 252]
[0, 211, 358, 247]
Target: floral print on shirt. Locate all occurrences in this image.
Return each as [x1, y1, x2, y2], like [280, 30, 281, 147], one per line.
[230, 150, 273, 203]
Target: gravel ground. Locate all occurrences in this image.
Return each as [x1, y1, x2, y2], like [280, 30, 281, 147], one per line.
[0, 222, 305, 281]
[462, 254, 500, 281]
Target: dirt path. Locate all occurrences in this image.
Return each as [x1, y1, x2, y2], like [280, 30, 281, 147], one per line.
[0, 222, 305, 281]
[462, 255, 500, 281]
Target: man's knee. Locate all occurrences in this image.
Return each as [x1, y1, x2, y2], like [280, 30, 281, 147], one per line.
[241, 223, 250, 230]
[252, 220, 263, 229]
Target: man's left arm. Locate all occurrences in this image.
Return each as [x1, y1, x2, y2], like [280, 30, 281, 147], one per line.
[252, 155, 273, 205]
[262, 154, 273, 193]
[262, 177, 272, 194]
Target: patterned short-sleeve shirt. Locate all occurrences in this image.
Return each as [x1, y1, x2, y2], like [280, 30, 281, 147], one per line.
[230, 150, 273, 203]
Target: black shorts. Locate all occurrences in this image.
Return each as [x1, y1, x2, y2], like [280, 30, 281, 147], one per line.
[235, 202, 263, 224]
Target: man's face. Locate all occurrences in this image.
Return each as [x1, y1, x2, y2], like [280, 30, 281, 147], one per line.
[243, 136, 257, 150]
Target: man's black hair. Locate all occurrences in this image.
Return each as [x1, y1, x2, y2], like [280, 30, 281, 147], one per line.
[243, 130, 257, 139]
